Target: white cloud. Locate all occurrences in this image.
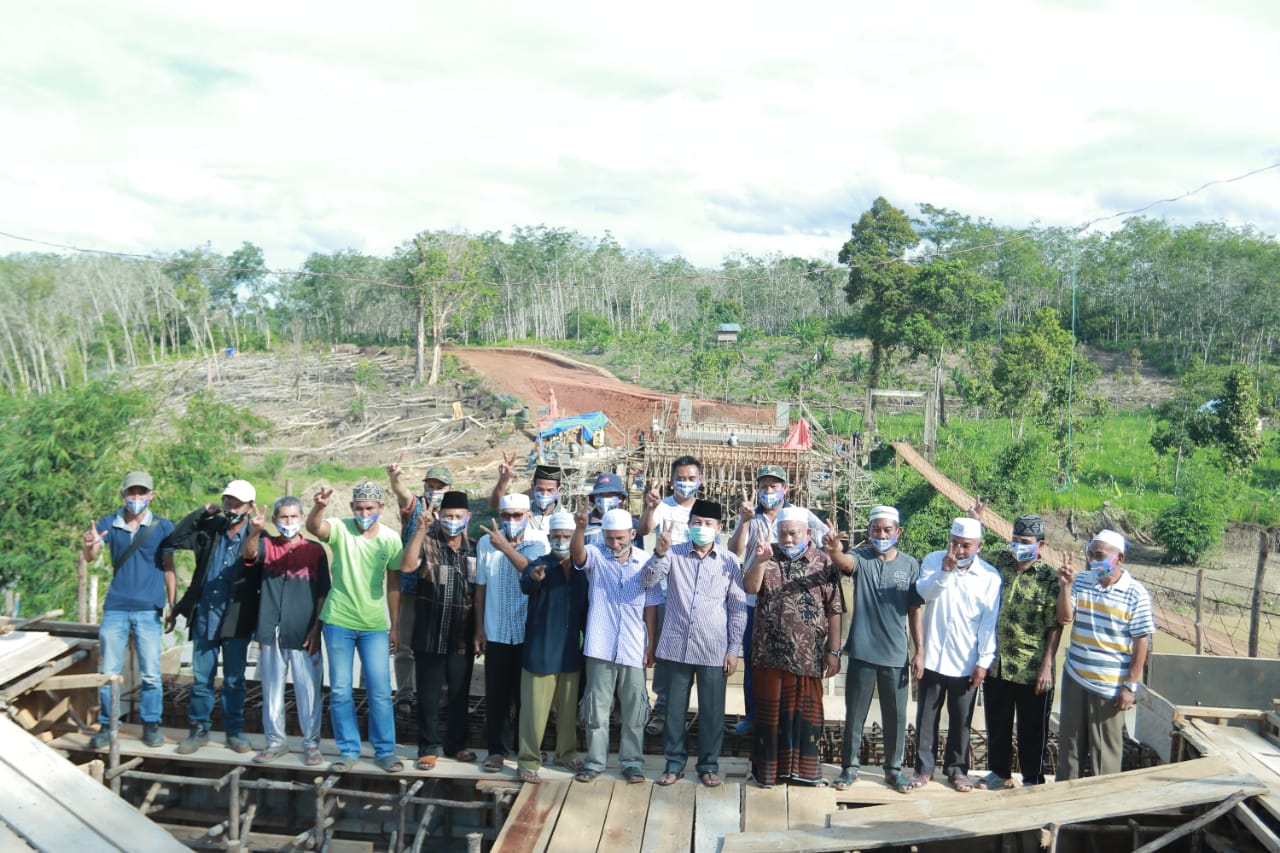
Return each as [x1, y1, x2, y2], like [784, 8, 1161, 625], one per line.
[2, 0, 1279, 272]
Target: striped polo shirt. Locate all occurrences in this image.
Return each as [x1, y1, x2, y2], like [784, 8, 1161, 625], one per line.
[1064, 569, 1156, 698]
[642, 542, 748, 666]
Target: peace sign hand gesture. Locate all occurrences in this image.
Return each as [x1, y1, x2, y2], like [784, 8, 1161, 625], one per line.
[654, 520, 673, 557]
[498, 451, 516, 480]
[386, 451, 406, 482]
[645, 481, 662, 509]
[314, 487, 333, 509]
[247, 512, 266, 535]
[822, 526, 846, 559]
[738, 487, 755, 523]
[82, 519, 105, 550]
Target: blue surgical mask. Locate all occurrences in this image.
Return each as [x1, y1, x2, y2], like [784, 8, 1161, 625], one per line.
[442, 517, 467, 536]
[424, 491, 443, 509]
[673, 479, 700, 499]
[550, 539, 572, 555]
[533, 491, 558, 510]
[277, 521, 302, 539]
[781, 541, 806, 560]
[354, 514, 378, 531]
[501, 518, 527, 539]
[1087, 554, 1118, 576]
[954, 554, 975, 569]
[759, 491, 783, 510]
[689, 525, 716, 547]
[125, 498, 150, 515]
[870, 536, 897, 555]
[594, 496, 620, 514]
[609, 543, 630, 559]
[1011, 541, 1041, 562]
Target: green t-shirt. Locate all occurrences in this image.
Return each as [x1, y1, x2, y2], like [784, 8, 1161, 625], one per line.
[319, 518, 403, 631]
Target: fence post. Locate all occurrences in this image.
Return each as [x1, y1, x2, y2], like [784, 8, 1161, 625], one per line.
[1249, 528, 1270, 658]
[1194, 569, 1205, 655]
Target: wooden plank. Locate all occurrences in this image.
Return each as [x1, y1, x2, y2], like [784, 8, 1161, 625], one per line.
[0, 819, 36, 851]
[546, 778, 613, 853]
[491, 781, 569, 853]
[1232, 803, 1280, 853]
[159, 823, 374, 852]
[29, 696, 71, 735]
[786, 787, 834, 831]
[599, 781, 650, 853]
[0, 635, 78, 685]
[41, 673, 112, 691]
[694, 783, 741, 853]
[0, 717, 186, 851]
[741, 786, 787, 833]
[641, 781, 695, 853]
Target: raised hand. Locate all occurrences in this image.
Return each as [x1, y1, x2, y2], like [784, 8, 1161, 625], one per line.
[574, 503, 590, 528]
[942, 550, 958, 573]
[738, 487, 755, 522]
[479, 518, 509, 549]
[82, 519, 105, 549]
[1058, 552, 1075, 586]
[654, 520, 673, 556]
[314, 487, 333, 509]
[386, 451, 405, 482]
[968, 496, 987, 520]
[497, 451, 516, 480]
[645, 481, 661, 509]
[822, 526, 846, 559]
[247, 512, 266, 535]
[753, 536, 772, 565]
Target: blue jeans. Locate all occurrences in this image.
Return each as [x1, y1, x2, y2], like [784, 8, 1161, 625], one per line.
[98, 609, 164, 725]
[324, 624, 396, 760]
[190, 634, 249, 734]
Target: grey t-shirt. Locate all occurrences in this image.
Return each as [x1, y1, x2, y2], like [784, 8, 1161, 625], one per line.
[842, 545, 923, 667]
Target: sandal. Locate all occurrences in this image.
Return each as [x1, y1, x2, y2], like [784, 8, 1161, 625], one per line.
[699, 772, 722, 788]
[574, 768, 600, 783]
[885, 772, 915, 794]
[452, 749, 477, 762]
[518, 768, 541, 784]
[482, 753, 505, 772]
[557, 757, 584, 773]
[976, 772, 1012, 790]
[656, 771, 684, 786]
[377, 755, 405, 773]
[909, 773, 931, 789]
[303, 748, 325, 767]
[622, 768, 646, 784]
[330, 756, 358, 773]
[949, 773, 974, 792]
[415, 755, 438, 771]
[832, 768, 858, 790]
[254, 746, 287, 764]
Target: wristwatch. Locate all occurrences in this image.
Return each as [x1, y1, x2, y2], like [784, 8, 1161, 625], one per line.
[826, 649, 843, 658]
[1122, 681, 1138, 693]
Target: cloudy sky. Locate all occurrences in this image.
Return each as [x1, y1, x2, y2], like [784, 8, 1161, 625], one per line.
[3, 0, 1279, 271]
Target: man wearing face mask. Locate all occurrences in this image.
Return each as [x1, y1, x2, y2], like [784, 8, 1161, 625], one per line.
[402, 490, 476, 770]
[82, 471, 177, 750]
[637, 455, 703, 735]
[241, 496, 330, 766]
[726, 466, 828, 738]
[584, 472, 629, 547]
[642, 500, 746, 788]
[833, 505, 923, 794]
[912, 518, 1002, 792]
[972, 511, 1062, 790]
[490, 460, 563, 538]
[1056, 529, 1154, 781]
[516, 511, 588, 783]
[474, 494, 549, 771]
[571, 505, 658, 784]
[307, 481, 404, 773]
[388, 461, 454, 713]
[168, 479, 262, 755]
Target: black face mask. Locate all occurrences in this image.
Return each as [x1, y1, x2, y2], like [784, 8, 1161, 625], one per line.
[223, 509, 248, 525]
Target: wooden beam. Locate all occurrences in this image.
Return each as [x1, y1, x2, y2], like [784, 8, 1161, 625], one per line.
[1131, 790, 1249, 852]
[40, 672, 113, 691]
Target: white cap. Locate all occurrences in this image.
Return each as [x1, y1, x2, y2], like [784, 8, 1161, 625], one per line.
[223, 479, 256, 503]
[602, 509, 633, 531]
[951, 517, 982, 539]
[1092, 529, 1127, 554]
[778, 506, 809, 525]
[548, 511, 575, 531]
[500, 493, 531, 511]
[869, 505, 899, 524]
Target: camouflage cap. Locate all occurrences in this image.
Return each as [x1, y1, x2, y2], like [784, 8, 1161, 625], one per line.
[423, 465, 454, 486]
[756, 465, 788, 484]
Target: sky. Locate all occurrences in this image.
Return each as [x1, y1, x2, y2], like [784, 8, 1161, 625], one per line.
[3, 0, 1280, 272]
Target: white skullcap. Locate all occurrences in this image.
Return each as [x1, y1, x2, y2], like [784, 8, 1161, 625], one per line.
[500, 493, 531, 511]
[777, 506, 809, 525]
[548, 511, 575, 531]
[1092, 529, 1127, 554]
[951, 517, 983, 539]
[602, 509, 633, 531]
[869, 505, 899, 524]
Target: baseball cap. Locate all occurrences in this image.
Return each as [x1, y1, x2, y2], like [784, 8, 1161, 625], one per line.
[756, 465, 788, 484]
[222, 479, 256, 503]
[590, 472, 625, 496]
[121, 471, 154, 492]
[424, 465, 454, 486]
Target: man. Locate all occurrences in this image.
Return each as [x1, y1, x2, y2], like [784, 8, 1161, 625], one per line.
[81, 471, 176, 749]
[643, 500, 746, 787]
[306, 481, 404, 773]
[584, 472, 628, 547]
[168, 479, 261, 755]
[387, 460, 454, 713]
[474, 494, 549, 771]
[974, 512, 1062, 789]
[571, 506, 659, 783]
[833, 505, 923, 794]
[241, 496, 330, 766]
[490, 457, 564, 538]
[1056, 529, 1155, 780]
[637, 454, 703, 736]
[401, 490, 476, 770]
[726, 465, 829, 737]
[743, 506, 844, 788]
[516, 511, 589, 784]
[913, 518, 1002, 792]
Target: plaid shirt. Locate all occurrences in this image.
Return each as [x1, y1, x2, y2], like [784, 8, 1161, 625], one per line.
[412, 526, 475, 655]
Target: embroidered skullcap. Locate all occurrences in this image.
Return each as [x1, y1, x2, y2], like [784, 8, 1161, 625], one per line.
[533, 465, 563, 483]
[1013, 514, 1047, 541]
[602, 509, 633, 531]
[352, 481, 383, 502]
[1092, 529, 1126, 554]
[500, 493, 531, 511]
[869, 505, 899, 524]
[951, 517, 982, 539]
[548, 511, 575, 531]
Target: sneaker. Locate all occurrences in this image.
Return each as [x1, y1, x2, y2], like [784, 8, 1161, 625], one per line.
[644, 712, 665, 736]
[176, 724, 210, 755]
[225, 733, 253, 754]
[728, 719, 754, 737]
[88, 727, 111, 750]
[141, 723, 164, 748]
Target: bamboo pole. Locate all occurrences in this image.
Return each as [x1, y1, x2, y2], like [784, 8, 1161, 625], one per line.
[1195, 569, 1205, 655]
[1249, 528, 1269, 658]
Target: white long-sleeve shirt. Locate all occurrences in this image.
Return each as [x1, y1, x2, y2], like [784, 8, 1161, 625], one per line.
[916, 550, 1002, 677]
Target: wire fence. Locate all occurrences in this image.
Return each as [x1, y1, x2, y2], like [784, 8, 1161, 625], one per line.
[1136, 564, 1280, 658]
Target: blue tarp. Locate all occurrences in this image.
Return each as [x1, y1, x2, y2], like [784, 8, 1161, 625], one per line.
[537, 411, 609, 442]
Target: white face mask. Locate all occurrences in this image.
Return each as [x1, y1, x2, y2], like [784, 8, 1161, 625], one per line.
[277, 521, 302, 538]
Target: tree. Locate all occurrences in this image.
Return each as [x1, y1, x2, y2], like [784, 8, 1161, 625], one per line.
[1215, 365, 1263, 475]
[992, 307, 1099, 440]
[838, 197, 920, 389]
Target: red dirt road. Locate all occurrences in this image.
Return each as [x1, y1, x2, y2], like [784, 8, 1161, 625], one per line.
[448, 347, 768, 440]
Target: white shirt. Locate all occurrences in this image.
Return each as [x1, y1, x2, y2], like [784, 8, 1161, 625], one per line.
[649, 496, 693, 544]
[916, 550, 1002, 677]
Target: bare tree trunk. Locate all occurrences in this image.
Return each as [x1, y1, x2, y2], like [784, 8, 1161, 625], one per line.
[415, 291, 426, 384]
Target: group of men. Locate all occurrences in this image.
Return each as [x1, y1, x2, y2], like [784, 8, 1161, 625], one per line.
[84, 457, 1154, 788]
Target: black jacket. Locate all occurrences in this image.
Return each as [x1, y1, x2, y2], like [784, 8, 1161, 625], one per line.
[166, 507, 261, 640]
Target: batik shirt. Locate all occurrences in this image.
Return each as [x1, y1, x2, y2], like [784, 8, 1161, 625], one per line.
[989, 549, 1061, 685]
[752, 546, 843, 678]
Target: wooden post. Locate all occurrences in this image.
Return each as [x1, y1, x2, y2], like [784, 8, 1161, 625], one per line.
[77, 554, 88, 623]
[89, 576, 99, 624]
[1195, 569, 1205, 655]
[1249, 527, 1270, 658]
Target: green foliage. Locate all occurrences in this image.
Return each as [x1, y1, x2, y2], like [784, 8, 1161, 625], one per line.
[565, 309, 613, 349]
[1153, 467, 1228, 563]
[899, 259, 1002, 364]
[975, 433, 1053, 512]
[153, 390, 272, 497]
[1217, 366, 1263, 475]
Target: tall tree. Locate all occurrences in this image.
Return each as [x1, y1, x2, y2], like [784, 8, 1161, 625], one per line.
[1215, 365, 1263, 475]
